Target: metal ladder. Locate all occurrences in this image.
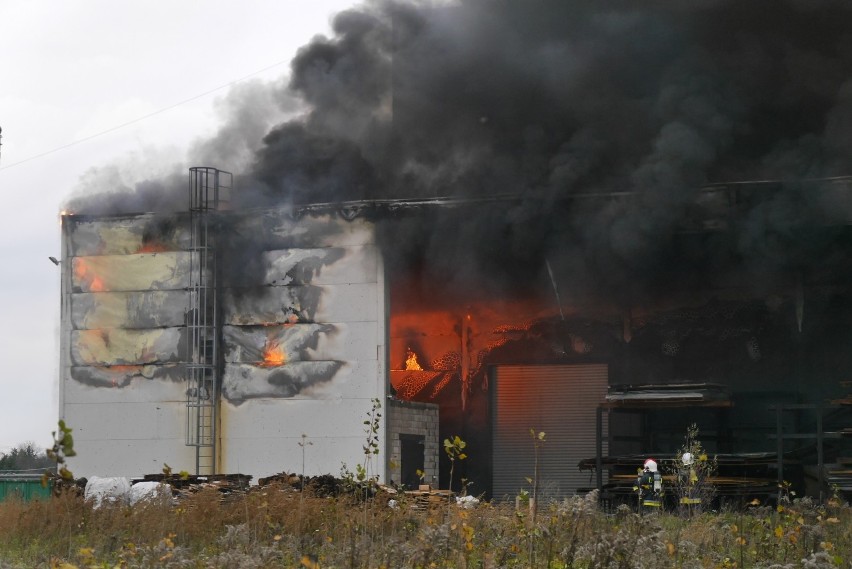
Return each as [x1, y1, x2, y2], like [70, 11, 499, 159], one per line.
[185, 167, 231, 475]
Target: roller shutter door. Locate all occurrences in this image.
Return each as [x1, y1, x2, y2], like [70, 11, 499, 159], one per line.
[492, 364, 608, 501]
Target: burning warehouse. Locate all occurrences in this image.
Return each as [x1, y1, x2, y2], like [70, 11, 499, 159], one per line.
[59, 1, 852, 500]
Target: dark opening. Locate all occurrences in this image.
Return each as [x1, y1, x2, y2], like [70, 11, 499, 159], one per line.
[400, 434, 425, 489]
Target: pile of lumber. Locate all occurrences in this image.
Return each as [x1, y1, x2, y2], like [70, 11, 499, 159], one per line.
[830, 380, 852, 406]
[136, 473, 252, 500]
[605, 383, 731, 407]
[826, 457, 852, 498]
[258, 472, 341, 497]
[380, 484, 452, 510]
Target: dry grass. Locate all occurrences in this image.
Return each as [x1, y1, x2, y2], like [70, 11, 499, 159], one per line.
[0, 487, 850, 568]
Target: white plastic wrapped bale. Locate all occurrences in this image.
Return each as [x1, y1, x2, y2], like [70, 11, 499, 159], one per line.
[84, 476, 131, 508]
[455, 495, 480, 509]
[129, 481, 171, 505]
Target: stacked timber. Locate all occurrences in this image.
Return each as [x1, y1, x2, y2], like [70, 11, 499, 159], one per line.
[579, 453, 779, 503]
[825, 459, 852, 498]
[136, 473, 252, 501]
[604, 383, 731, 407]
[393, 485, 453, 510]
[831, 382, 852, 498]
[830, 381, 852, 498]
[830, 381, 852, 406]
[258, 472, 341, 497]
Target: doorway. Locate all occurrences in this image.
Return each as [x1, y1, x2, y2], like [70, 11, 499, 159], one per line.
[400, 434, 425, 489]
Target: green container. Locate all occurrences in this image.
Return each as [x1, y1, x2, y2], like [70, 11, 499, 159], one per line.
[0, 476, 53, 502]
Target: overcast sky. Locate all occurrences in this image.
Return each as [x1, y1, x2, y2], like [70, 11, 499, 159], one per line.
[0, 0, 357, 454]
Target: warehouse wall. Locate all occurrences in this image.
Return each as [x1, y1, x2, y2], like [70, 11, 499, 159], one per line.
[60, 211, 387, 479]
[217, 211, 387, 478]
[60, 213, 195, 476]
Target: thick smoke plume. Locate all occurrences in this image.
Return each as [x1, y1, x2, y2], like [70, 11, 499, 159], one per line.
[68, 0, 852, 300]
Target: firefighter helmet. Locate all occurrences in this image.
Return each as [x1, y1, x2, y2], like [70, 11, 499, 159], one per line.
[643, 458, 658, 472]
[682, 452, 694, 466]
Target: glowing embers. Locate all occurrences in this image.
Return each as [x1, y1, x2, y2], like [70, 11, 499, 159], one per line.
[391, 346, 457, 401]
[136, 241, 170, 253]
[395, 369, 444, 400]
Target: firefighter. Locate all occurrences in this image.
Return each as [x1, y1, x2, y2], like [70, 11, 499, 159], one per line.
[635, 458, 663, 511]
[678, 452, 701, 509]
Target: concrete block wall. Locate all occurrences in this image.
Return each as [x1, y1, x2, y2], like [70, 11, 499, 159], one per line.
[386, 399, 439, 487]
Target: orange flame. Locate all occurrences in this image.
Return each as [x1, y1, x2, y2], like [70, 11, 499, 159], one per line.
[405, 347, 423, 371]
[137, 242, 170, 253]
[74, 259, 106, 292]
[261, 341, 286, 367]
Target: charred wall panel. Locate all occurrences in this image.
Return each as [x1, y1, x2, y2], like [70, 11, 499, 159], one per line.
[68, 214, 190, 256]
[223, 322, 376, 363]
[71, 291, 189, 329]
[261, 247, 377, 286]
[223, 283, 378, 328]
[71, 253, 192, 292]
[71, 328, 185, 366]
[62, 215, 196, 477]
[61, 212, 388, 479]
[217, 214, 387, 478]
[67, 365, 186, 391]
[229, 210, 376, 249]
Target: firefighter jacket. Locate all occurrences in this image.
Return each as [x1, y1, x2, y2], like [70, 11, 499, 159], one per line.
[636, 470, 663, 508]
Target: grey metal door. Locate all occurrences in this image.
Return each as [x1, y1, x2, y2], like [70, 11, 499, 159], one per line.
[492, 364, 608, 501]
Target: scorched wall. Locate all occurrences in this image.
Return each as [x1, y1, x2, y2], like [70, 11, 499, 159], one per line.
[59, 209, 388, 479]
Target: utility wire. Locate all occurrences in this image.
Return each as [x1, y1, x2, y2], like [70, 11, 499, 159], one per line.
[0, 58, 291, 172]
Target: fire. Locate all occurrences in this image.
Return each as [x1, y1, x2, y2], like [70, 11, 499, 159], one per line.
[137, 242, 170, 253]
[261, 341, 286, 367]
[74, 258, 105, 292]
[405, 347, 423, 371]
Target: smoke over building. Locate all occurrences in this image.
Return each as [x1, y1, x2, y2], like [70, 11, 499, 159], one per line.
[61, 1, 852, 499]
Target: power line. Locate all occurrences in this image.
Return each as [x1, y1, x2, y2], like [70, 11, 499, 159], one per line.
[0, 58, 291, 172]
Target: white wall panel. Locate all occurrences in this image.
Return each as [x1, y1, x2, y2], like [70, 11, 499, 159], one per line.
[316, 283, 379, 322]
[223, 435, 369, 480]
[63, 401, 192, 476]
[221, 398, 385, 479]
[306, 360, 381, 399]
[66, 438, 195, 479]
[67, 401, 186, 441]
[71, 253, 192, 292]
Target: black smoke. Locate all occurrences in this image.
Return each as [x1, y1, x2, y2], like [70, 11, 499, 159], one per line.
[69, 0, 852, 299]
[250, 1, 852, 199]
